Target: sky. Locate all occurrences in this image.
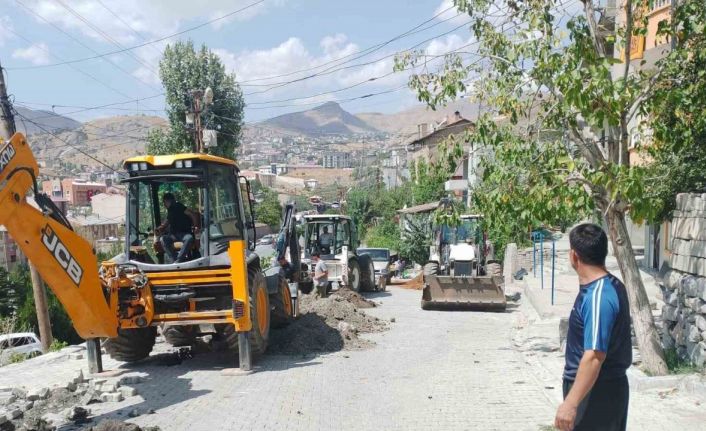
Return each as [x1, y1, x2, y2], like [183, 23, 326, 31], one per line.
[0, 0, 476, 123]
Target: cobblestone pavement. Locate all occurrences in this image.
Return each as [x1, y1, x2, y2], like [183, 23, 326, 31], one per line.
[513, 289, 706, 431]
[3, 285, 703, 430]
[1, 286, 555, 430]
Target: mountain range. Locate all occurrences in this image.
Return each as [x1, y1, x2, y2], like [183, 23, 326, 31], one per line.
[17, 99, 481, 167]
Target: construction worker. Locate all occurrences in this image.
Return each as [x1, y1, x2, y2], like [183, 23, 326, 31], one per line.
[156, 193, 199, 263]
[278, 256, 295, 280]
[311, 251, 328, 297]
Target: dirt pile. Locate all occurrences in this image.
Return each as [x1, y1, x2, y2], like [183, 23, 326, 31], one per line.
[268, 289, 388, 355]
[85, 420, 161, 431]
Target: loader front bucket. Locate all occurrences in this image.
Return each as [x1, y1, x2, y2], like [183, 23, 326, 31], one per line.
[421, 274, 506, 311]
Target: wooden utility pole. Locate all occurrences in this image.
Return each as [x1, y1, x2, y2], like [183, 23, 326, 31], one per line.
[0, 59, 54, 352]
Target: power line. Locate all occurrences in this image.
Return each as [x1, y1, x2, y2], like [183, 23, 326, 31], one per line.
[237, 5, 459, 85]
[53, 0, 159, 76]
[6, 27, 136, 101]
[246, 43, 477, 106]
[13, 109, 119, 171]
[242, 20, 473, 96]
[24, 93, 165, 121]
[95, 0, 165, 60]
[13, 0, 164, 96]
[5, 0, 266, 70]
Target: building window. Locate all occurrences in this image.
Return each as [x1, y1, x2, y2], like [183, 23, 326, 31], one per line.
[650, 0, 671, 10]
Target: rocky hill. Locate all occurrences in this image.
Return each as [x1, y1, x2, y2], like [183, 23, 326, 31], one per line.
[14, 106, 81, 135]
[260, 101, 379, 136]
[29, 115, 167, 168]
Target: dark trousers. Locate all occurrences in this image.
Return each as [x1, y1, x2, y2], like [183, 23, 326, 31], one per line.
[563, 375, 629, 431]
[161, 232, 194, 263]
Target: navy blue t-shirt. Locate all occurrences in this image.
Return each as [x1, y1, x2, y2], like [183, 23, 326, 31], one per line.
[563, 273, 632, 381]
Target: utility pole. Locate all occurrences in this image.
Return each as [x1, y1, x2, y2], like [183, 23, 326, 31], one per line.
[0, 59, 54, 352]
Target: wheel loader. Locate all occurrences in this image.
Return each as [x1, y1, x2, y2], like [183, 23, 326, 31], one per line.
[0, 133, 296, 372]
[421, 200, 506, 311]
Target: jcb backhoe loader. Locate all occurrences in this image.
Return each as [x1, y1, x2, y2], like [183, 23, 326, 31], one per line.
[0, 133, 295, 372]
[421, 200, 506, 311]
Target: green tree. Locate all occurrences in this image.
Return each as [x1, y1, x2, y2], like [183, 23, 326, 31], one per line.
[472, 128, 593, 256]
[255, 187, 283, 230]
[1, 265, 81, 344]
[395, 0, 706, 375]
[364, 220, 401, 251]
[147, 40, 244, 159]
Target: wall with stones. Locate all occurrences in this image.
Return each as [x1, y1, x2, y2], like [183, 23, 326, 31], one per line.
[659, 193, 706, 366]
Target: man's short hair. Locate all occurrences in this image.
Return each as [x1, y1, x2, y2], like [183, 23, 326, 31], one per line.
[162, 192, 175, 203]
[311, 250, 321, 257]
[569, 223, 608, 266]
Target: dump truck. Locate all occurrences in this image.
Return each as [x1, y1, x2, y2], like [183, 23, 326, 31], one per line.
[421, 201, 505, 311]
[298, 214, 376, 294]
[0, 133, 296, 372]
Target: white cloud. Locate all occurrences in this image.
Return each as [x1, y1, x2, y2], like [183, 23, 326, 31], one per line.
[434, 0, 468, 26]
[23, 0, 283, 44]
[12, 42, 51, 65]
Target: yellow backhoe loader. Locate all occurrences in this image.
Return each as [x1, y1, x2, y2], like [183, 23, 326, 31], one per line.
[0, 133, 295, 373]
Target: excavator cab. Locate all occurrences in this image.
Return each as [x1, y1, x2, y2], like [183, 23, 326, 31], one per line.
[121, 154, 254, 268]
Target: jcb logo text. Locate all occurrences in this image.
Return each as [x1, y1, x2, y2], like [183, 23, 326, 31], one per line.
[42, 225, 83, 286]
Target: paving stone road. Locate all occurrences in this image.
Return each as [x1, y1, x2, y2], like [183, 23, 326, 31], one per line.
[3, 285, 703, 430]
[96, 287, 555, 431]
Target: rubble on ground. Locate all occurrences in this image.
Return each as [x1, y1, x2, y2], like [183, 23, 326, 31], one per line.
[0, 366, 143, 431]
[268, 288, 388, 355]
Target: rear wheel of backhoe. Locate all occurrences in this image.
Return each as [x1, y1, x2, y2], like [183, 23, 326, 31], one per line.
[358, 254, 375, 292]
[104, 327, 157, 363]
[270, 275, 294, 328]
[487, 262, 502, 278]
[224, 267, 270, 357]
[161, 325, 197, 347]
[348, 259, 361, 292]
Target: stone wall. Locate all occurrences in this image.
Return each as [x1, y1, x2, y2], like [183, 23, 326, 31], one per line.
[659, 193, 706, 366]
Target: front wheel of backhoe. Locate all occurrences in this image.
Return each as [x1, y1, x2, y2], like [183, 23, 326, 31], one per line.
[223, 267, 270, 357]
[104, 327, 157, 363]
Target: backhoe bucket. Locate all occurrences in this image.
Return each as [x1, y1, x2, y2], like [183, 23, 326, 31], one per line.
[421, 274, 506, 311]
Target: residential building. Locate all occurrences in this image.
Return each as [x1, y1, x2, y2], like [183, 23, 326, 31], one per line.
[68, 215, 121, 247]
[612, 0, 674, 270]
[90, 193, 126, 224]
[323, 152, 351, 169]
[406, 111, 476, 204]
[0, 227, 26, 271]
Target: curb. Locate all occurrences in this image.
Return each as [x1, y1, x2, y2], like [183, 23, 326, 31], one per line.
[519, 279, 557, 320]
[627, 369, 706, 397]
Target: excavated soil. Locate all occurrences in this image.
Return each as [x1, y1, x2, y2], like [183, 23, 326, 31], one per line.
[267, 288, 388, 355]
[84, 420, 161, 431]
[395, 272, 424, 290]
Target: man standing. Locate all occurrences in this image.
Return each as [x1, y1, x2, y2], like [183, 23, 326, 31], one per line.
[311, 251, 329, 297]
[555, 224, 632, 431]
[156, 193, 199, 263]
[278, 256, 295, 281]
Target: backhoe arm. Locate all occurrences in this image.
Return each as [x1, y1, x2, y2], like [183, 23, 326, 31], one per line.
[0, 133, 117, 338]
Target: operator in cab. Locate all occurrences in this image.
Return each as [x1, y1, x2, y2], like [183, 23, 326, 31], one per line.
[318, 226, 332, 254]
[156, 192, 199, 263]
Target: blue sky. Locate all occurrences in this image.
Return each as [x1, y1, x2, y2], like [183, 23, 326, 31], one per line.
[0, 0, 474, 123]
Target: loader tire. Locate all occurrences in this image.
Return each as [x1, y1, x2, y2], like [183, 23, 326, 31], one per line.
[162, 325, 196, 347]
[104, 327, 157, 363]
[423, 262, 439, 276]
[358, 254, 376, 292]
[487, 262, 502, 278]
[270, 275, 294, 328]
[348, 259, 361, 292]
[223, 266, 270, 356]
